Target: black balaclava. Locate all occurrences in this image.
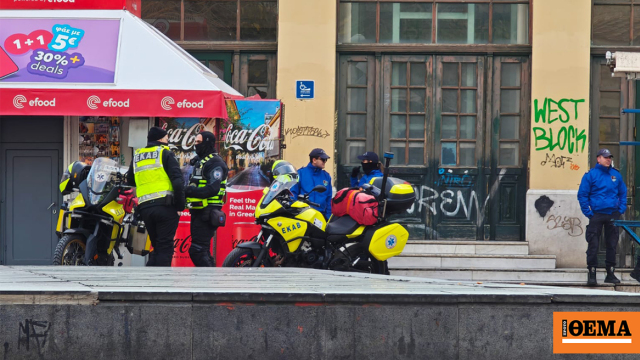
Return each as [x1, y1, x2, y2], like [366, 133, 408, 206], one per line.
[195, 131, 216, 158]
[362, 161, 379, 175]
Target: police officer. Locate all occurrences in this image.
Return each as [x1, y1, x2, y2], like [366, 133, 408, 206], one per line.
[290, 148, 332, 220]
[127, 127, 185, 266]
[185, 131, 228, 267]
[578, 148, 627, 286]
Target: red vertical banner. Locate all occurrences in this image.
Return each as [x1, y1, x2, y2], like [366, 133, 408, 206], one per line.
[171, 211, 215, 267]
[216, 189, 264, 266]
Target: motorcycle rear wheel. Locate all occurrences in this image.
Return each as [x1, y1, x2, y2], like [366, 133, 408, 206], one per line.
[222, 247, 270, 267]
[53, 234, 86, 266]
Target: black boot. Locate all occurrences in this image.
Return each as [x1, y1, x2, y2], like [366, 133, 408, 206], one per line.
[587, 266, 597, 286]
[604, 266, 620, 284]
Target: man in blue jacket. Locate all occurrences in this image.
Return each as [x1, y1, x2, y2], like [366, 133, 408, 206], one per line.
[351, 151, 384, 187]
[578, 148, 627, 286]
[291, 148, 332, 220]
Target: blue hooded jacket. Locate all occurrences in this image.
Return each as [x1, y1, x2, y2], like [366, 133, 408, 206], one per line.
[577, 163, 627, 218]
[351, 169, 384, 188]
[291, 163, 333, 220]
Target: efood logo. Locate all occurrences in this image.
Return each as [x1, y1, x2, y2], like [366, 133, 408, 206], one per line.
[13, 95, 26, 109]
[554, 312, 639, 354]
[161, 96, 174, 110]
[87, 96, 130, 109]
[161, 96, 203, 110]
[87, 95, 100, 109]
[13, 95, 56, 109]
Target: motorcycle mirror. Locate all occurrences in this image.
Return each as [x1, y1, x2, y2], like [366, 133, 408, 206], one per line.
[311, 185, 327, 193]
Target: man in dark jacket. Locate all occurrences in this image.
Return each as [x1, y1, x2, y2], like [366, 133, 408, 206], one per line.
[185, 131, 228, 267]
[351, 151, 384, 187]
[291, 148, 332, 220]
[577, 148, 627, 286]
[127, 127, 185, 266]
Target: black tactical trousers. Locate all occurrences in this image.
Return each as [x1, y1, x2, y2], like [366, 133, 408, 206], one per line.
[139, 205, 179, 266]
[585, 212, 620, 268]
[189, 207, 217, 267]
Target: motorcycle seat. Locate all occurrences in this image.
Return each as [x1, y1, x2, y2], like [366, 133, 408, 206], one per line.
[325, 215, 360, 236]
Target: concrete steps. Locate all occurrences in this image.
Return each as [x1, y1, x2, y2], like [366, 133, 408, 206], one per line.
[389, 268, 640, 292]
[391, 240, 556, 270]
[390, 240, 640, 292]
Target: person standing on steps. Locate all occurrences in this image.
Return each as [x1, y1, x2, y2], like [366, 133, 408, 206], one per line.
[577, 148, 627, 286]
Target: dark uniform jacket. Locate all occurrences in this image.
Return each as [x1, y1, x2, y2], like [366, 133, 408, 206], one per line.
[186, 153, 228, 202]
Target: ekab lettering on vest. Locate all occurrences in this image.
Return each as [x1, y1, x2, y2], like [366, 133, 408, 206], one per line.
[567, 320, 632, 337]
[134, 151, 160, 163]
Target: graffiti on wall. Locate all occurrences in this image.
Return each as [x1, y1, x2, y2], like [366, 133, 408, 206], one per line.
[533, 97, 586, 154]
[407, 185, 490, 224]
[284, 126, 330, 140]
[545, 214, 584, 237]
[434, 169, 474, 187]
[540, 153, 580, 171]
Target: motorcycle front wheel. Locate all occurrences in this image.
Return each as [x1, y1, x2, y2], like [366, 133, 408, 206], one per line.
[222, 247, 271, 268]
[53, 234, 86, 265]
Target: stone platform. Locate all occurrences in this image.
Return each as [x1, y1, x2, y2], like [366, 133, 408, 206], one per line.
[1, 266, 640, 359]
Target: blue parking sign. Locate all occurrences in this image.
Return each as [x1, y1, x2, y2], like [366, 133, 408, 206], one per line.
[296, 80, 314, 100]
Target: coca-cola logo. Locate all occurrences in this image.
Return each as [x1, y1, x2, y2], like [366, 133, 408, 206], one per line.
[232, 234, 258, 249]
[224, 124, 276, 153]
[174, 235, 191, 254]
[163, 123, 204, 152]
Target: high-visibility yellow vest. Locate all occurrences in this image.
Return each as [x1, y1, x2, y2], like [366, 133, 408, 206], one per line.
[186, 154, 226, 209]
[133, 146, 174, 204]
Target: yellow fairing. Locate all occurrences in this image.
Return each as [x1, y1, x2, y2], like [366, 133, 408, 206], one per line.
[295, 208, 326, 231]
[69, 193, 86, 211]
[290, 201, 307, 209]
[255, 197, 283, 218]
[346, 226, 366, 239]
[267, 217, 307, 252]
[102, 201, 126, 223]
[56, 211, 65, 232]
[368, 224, 409, 261]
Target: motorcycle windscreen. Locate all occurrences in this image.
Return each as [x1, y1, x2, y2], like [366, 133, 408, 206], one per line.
[86, 158, 121, 205]
[260, 175, 298, 207]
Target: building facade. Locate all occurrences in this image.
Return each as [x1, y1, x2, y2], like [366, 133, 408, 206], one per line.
[144, 0, 640, 267]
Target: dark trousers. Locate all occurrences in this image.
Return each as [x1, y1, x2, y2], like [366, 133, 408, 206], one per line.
[139, 205, 179, 267]
[189, 207, 217, 267]
[585, 212, 620, 268]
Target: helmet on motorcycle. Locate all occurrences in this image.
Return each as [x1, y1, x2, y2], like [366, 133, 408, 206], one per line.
[59, 161, 91, 195]
[272, 160, 298, 180]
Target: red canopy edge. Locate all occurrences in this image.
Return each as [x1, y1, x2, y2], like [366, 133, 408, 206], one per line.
[0, 88, 229, 119]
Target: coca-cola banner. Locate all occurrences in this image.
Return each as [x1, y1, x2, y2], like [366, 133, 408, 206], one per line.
[158, 117, 216, 167]
[223, 99, 283, 190]
[216, 188, 264, 266]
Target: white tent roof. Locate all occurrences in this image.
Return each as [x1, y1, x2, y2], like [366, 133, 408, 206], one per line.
[0, 9, 241, 96]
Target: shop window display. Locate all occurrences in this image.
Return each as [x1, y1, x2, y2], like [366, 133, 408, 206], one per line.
[79, 116, 122, 165]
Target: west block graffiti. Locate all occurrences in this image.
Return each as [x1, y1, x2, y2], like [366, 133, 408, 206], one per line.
[533, 97, 587, 154]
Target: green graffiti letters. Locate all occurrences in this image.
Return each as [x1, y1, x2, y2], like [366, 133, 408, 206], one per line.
[532, 97, 586, 154]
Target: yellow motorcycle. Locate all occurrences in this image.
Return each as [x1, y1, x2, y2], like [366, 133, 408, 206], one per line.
[53, 158, 147, 266]
[222, 152, 415, 274]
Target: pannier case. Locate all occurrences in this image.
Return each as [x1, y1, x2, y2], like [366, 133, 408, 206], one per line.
[369, 177, 415, 214]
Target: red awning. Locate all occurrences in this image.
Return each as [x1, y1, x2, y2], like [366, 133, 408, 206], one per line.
[0, 9, 242, 118]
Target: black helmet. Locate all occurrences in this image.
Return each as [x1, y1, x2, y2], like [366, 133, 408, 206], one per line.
[272, 160, 297, 179]
[60, 161, 91, 195]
